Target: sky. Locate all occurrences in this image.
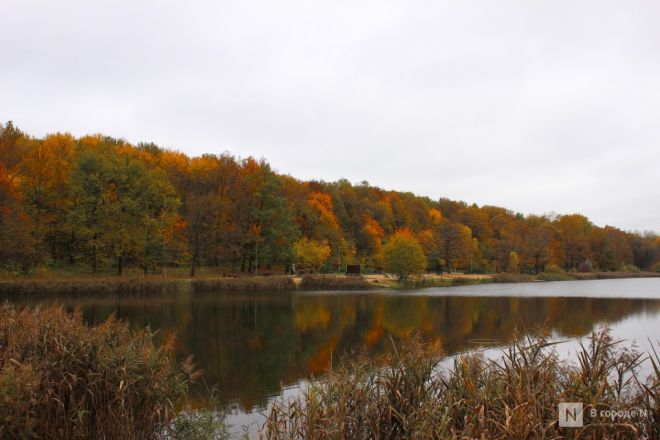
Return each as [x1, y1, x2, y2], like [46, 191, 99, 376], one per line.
[1, 0, 659, 232]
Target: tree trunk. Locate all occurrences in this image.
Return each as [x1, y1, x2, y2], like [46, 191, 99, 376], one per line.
[190, 254, 197, 277]
[117, 255, 123, 276]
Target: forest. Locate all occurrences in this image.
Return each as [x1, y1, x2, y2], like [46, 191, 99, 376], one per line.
[1, 121, 658, 277]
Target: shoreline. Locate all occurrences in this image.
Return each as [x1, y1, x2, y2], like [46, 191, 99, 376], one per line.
[0, 271, 659, 296]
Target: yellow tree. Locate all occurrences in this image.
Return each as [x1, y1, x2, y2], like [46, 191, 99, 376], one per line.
[294, 238, 331, 273]
[381, 229, 427, 279]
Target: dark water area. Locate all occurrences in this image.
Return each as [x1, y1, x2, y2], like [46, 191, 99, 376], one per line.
[4, 278, 660, 413]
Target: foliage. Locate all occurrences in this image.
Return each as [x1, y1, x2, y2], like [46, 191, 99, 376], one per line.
[1, 121, 659, 277]
[507, 250, 520, 273]
[380, 229, 427, 279]
[622, 263, 640, 272]
[0, 305, 199, 439]
[294, 238, 331, 273]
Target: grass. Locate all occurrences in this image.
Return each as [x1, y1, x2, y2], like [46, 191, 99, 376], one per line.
[262, 330, 659, 439]
[0, 304, 219, 439]
[300, 275, 376, 290]
[0, 277, 183, 296]
[571, 271, 660, 280]
[1, 269, 658, 297]
[192, 276, 296, 292]
[493, 272, 535, 283]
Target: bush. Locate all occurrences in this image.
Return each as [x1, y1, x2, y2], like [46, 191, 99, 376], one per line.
[537, 265, 574, 281]
[0, 305, 198, 439]
[653, 262, 660, 273]
[493, 272, 534, 283]
[621, 263, 640, 272]
[544, 264, 565, 274]
[537, 271, 574, 281]
[577, 260, 593, 273]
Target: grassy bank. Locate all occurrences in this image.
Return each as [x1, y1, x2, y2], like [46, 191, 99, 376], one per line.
[263, 331, 659, 439]
[0, 270, 658, 296]
[0, 277, 183, 296]
[0, 305, 223, 439]
[192, 276, 296, 292]
[300, 275, 376, 290]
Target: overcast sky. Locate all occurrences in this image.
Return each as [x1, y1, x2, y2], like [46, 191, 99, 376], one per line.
[1, 1, 659, 232]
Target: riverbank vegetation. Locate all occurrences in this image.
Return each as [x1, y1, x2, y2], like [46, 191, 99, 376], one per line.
[0, 305, 222, 439]
[263, 331, 659, 439]
[1, 122, 659, 281]
[1, 305, 657, 438]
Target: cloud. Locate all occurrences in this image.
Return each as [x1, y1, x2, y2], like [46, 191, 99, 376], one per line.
[1, 0, 658, 231]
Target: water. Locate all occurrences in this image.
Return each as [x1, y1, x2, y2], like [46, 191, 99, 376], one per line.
[4, 278, 660, 433]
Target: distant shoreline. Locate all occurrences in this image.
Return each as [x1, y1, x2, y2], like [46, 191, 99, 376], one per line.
[1, 271, 659, 296]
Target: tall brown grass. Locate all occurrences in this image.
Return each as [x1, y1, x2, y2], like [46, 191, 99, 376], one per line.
[0, 277, 182, 296]
[300, 275, 375, 290]
[262, 330, 659, 439]
[0, 305, 203, 439]
[192, 276, 296, 292]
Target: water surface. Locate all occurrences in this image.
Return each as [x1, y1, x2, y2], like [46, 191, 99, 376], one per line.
[4, 278, 660, 415]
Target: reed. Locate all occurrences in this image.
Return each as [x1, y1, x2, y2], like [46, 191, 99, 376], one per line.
[262, 330, 659, 439]
[0, 305, 206, 439]
[0, 277, 182, 296]
[493, 272, 535, 283]
[571, 271, 660, 280]
[192, 276, 296, 292]
[300, 275, 376, 290]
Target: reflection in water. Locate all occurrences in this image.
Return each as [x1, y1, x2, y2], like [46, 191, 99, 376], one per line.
[4, 280, 660, 412]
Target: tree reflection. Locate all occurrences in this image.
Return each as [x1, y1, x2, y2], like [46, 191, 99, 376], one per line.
[14, 290, 660, 411]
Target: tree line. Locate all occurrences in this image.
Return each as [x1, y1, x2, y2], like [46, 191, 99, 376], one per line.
[1, 121, 658, 276]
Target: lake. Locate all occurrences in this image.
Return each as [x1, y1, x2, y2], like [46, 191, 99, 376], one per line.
[4, 277, 660, 433]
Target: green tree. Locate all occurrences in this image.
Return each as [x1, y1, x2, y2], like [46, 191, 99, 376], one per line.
[68, 148, 178, 274]
[381, 229, 427, 279]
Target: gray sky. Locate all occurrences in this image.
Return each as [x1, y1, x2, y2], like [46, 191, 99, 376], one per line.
[2, 0, 659, 232]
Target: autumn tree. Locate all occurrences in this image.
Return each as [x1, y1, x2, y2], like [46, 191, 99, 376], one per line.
[436, 220, 473, 272]
[294, 238, 331, 273]
[1, 124, 658, 278]
[0, 164, 39, 271]
[556, 214, 592, 270]
[381, 229, 427, 279]
[68, 148, 178, 274]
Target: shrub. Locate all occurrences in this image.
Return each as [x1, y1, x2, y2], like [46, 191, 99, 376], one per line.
[493, 272, 533, 283]
[537, 271, 574, 281]
[544, 264, 565, 274]
[653, 262, 660, 273]
[577, 260, 593, 273]
[537, 265, 574, 281]
[0, 305, 198, 439]
[622, 263, 640, 272]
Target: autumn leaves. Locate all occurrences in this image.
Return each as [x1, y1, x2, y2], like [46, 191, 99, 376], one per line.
[0, 121, 658, 277]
